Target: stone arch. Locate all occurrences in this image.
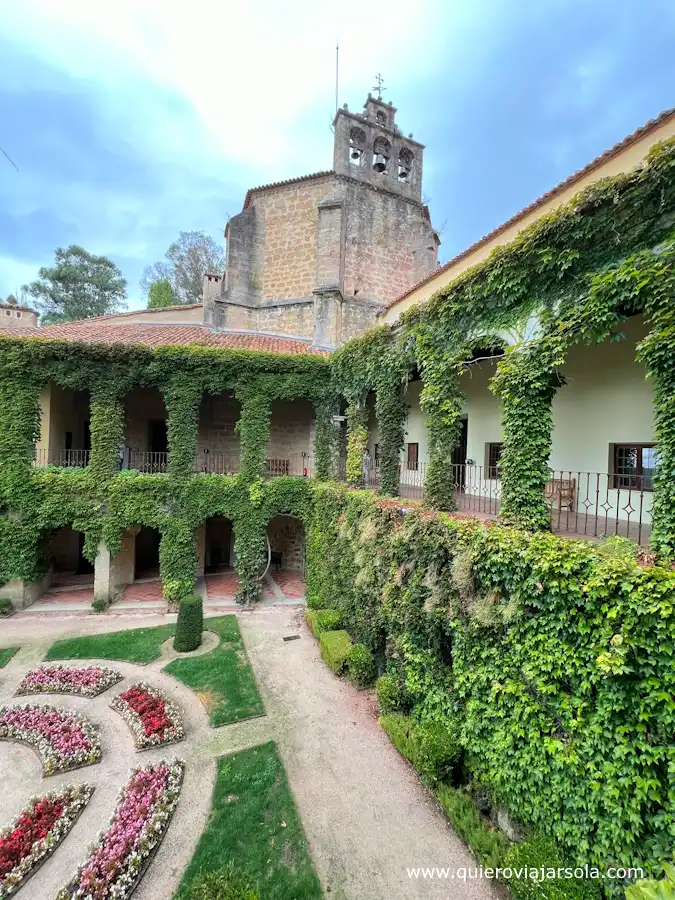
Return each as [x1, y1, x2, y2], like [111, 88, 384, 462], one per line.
[372, 136, 391, 174]
[398, 147, 414, 183]
[349, 126, 367, 165]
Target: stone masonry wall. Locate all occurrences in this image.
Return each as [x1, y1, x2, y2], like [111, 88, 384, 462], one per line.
[342, 180, 438, 306]
[267, 515, 305, 571]
[124, 388, 167, 452]
[196, 392, 241, 468]
[267, 399, 313, 469]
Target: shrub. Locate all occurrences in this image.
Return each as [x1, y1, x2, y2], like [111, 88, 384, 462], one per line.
[91, 596, 108, 613]
[436, 785, 510, 869]
[347, 643, 376, 688]
[0, 597, 13, 616]
[305, 608, 342, 637]
[319, 630, 352, 674]
[174, 595, 204, 652]
[505, 835, 602, 899]
[410, 720, 460, 784]
[625, 858, 675, 899]
[185, 867, 259, 900]
[379, 713, 416, 762]
[376, 673, 410, 714]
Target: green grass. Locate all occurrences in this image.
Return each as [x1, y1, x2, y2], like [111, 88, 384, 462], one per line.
[46, 624, 176, 664]
[0, 647, 18, 668]
[175, 742, 322, 900]
[164, 616, 264, 726]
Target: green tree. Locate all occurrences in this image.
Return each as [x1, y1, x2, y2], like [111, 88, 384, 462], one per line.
[24, 245, 127, 325]
[141, 230, 225, 304]
[148, 278, 177, 309]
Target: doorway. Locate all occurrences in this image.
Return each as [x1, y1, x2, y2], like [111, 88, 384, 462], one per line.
[134, 526, 161, 579]
[452, 418, 468, 490]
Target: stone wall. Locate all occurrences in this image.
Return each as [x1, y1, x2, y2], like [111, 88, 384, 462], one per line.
[341, 298, 381, 342]
[197, 392, 240, 467]
[124, 388, 167, 452]
[268, 399, 313, 469]
[267, 515, 305, 571]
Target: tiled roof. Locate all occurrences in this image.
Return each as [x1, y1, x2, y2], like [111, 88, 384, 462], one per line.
[243, 171, 334, 210]
[383, 107, 675, 312]
[9, 321, 329, 356]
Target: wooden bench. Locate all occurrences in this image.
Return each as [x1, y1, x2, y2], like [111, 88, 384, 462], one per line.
[545, 477, 576, 511]
[266, 458, 289, 476]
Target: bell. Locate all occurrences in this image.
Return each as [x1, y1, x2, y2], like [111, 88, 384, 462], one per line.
[351, 148, 362, 161]
[398, 164, 411, 182]
[373, 153, 387, 173]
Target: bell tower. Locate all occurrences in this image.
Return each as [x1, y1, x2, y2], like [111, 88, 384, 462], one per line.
[332, 93, 424, 202]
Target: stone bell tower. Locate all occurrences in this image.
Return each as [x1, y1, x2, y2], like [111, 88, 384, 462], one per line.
[203, 92, 439, 348]
[332, 94, 424, 203]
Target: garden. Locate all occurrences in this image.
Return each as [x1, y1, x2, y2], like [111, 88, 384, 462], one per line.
[0, 604, 321, 900]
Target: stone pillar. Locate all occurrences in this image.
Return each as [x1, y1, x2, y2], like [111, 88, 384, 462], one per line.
[346, 400, 369, 486]
[313, 190, 345, 349]
[2, 575, 50, 611]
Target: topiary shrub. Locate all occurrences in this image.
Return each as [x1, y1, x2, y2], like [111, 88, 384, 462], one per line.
[410, 720, 461, 784]
[347, 643, 376, 688]
[505, 835, 602, 899]
[319, 629, 352, 674]
[436, 785, 510, 869]
[186, 866, 259, 900]
[305, 608, 342, 637]
[174, 595, 204, 652]
[0, 597, 13, 617]
[376, 673, 410, 714]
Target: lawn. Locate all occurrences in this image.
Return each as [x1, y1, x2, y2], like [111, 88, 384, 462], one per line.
[46, 624, 176, 664]
[164, 616, 264, 725]
[176, 742, 322, 900]
[0, 647, 18, 668]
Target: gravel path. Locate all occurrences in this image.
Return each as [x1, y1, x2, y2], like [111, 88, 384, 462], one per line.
[239, 606, 498, 900]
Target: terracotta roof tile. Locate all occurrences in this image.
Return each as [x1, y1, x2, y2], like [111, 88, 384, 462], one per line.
[11, 321, 328, 356]
[243, 171, 334, 210]
[383, 107, 675, 312]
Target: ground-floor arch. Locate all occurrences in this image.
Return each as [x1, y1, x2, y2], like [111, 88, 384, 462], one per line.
[267, 515, 305, 573]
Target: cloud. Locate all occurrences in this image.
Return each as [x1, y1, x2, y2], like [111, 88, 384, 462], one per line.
[1, 0, 673, 305]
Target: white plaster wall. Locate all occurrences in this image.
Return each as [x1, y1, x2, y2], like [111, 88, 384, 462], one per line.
[551, 316, 654, 522]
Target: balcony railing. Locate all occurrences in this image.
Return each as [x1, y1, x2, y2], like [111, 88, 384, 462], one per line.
[193, 452, 240, 475]
[363, 463, 653, 545]
[266, 453, 314, 478]
[33, 449, 91, 468]
[127, 451, 168, 474]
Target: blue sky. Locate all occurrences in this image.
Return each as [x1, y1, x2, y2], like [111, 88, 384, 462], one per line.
[1, 0, 674, 310]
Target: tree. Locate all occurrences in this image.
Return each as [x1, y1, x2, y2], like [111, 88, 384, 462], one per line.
[148, 278, 177, 309]
[141, 230, 225, 305]
[24, 245, 127, 325]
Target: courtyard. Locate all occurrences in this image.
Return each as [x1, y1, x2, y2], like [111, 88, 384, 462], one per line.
[0, 608, 494, 900]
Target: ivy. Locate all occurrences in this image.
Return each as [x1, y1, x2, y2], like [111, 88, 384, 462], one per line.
[346, 402, 369, 486]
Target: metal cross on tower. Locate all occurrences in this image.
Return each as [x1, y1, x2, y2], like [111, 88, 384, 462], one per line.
[372, 73, 386, 100]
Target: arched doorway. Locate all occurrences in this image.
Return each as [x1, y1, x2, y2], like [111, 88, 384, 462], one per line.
[134, 526, 161, 580]
[266, 515, 306, 601]
[47, 526, 94, 585]
[204, 516, 234, 573]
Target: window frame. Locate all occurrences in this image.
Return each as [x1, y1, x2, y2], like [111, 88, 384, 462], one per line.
[609, 442, 658, 492]
[483, 442, 503, 479]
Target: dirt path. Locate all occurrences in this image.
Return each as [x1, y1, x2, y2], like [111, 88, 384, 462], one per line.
[239, 606, 498, 900]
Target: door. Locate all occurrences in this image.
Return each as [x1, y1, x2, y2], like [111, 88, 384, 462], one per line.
[149, 420, 168, 453]
[452, 419, 468, 491]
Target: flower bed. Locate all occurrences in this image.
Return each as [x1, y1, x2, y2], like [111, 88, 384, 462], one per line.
[111, 683, 184, 750]
[0, 784, 92, 898]
[16, 665, 122, 698]
[57, 761, 184, 900]
[0, 704, 101, 775]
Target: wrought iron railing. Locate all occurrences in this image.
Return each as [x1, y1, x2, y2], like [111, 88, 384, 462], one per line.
[33, 448, 91, 468]
[127, 451, 168, 474]
[193, 452, 240, 475]
[361, 462, 652, 545]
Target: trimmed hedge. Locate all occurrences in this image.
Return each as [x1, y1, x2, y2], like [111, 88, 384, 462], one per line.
[376, 673, 410, 714]
[174, 595, 204, 652]
[504, 836, 602, 899]
[305, 608, 342, 637]
[436, 785, 509, 870]
[346, 643, 375, 688]
[380, 713, 460, 785]
[319, 630, 352, 674]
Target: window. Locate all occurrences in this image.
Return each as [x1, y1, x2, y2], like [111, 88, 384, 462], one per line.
[376, 110, 387, 125]
[610, 443, 659, 491]
[407, 442, 419, 471]
[484, 442, 503, 478]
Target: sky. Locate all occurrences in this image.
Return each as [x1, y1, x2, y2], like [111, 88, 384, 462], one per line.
[1, 0, 674, 310]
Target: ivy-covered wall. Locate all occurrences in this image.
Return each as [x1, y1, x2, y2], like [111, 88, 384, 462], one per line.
[306, 483, 675, 888]
[0, 337, 331, 605]
[330, 138, 675, 558]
